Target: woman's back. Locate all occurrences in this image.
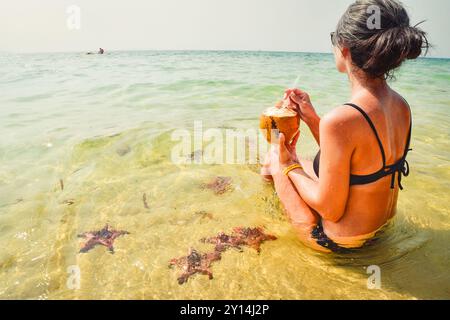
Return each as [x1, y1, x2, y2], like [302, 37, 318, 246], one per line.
[323, 87, 412, 240]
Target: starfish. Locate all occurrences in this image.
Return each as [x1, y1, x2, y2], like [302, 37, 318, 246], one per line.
[78, 224, 129, 254]
[201, 232, 245, 252]
[232, 227, 277, 253]
[170, 227, 277, 284]
[169, 248, 222, 285]
[202, 227, 277, 254]
[201, 176, 233, 195]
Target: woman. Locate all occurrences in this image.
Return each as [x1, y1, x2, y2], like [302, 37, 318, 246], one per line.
[263, 0, 429, 252]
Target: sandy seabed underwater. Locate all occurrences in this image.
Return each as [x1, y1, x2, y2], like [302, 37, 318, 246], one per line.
[0, 51, 449, 299]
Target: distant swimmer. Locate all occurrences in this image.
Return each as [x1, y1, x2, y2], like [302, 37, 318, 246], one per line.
[86, 48, 105, 55]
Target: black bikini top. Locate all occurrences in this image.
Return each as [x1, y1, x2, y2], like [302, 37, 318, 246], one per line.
[313, 103, 412, 190]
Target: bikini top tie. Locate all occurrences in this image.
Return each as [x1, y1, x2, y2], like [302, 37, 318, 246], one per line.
[383, 149, 411, 190]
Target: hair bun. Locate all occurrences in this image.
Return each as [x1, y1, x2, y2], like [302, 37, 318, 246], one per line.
[404, 26, 429, 59]
[335, 0, 430, 79]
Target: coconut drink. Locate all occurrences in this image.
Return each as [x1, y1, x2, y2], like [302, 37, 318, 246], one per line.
[260, 99, 300, 144]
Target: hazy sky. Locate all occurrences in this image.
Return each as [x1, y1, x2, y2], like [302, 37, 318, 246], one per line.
[1, 0, 449, 57]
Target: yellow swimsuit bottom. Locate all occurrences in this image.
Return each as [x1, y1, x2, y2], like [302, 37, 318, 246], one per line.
[312, 219, 392, 251]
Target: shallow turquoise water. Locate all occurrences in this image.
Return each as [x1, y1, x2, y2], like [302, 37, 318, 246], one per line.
[0, 51, 449, 299]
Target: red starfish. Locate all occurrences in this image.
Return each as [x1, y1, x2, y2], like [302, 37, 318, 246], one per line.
[169, 248, 222, 285]
[170, 227, 277, 285]
[201, 232, 245, 252]
[232, 227, 277, 253]
[78, 224, 129, 254]
[202, 227, 277, 254]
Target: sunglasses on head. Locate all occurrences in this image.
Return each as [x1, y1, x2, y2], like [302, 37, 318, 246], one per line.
[330, 32, 337, 46]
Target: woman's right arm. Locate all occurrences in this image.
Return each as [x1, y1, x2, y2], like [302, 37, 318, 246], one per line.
[285, 88, 321, 145]
[303, 113, 321, 145]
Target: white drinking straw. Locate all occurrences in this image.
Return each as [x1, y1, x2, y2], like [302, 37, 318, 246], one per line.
[291, 75, 301, 89]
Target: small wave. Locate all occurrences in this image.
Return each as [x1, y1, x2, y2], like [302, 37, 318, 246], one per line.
[125, 82, 155, 93]
[158, 79, 245, 92]
[12, 93, 53, 103]
[88, 84, 122, 94]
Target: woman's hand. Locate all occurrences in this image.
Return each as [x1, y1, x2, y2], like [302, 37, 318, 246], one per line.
[284, 88, 319, 125]
[278, 132, 300, 169]
[284, 88, 321, 145]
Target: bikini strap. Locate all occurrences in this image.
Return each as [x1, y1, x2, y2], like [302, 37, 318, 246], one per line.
[400, 96, 413, 157]
[344, 103, 387, 167]
[395, 97, 413, 190]
[403, 115, 413, 157]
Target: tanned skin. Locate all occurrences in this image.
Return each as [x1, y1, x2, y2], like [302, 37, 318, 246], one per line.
[263, 45, 411, 252]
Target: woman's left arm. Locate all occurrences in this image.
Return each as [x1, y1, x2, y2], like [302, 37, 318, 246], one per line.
[281, 110, 354, 223]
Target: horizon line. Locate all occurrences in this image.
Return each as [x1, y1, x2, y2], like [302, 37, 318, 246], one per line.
[1, 48, 449, 59]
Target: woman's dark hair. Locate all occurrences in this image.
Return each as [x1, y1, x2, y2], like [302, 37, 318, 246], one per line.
[334, 0, 430, 79]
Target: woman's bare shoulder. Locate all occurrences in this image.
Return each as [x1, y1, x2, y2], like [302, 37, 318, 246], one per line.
[319, 105, 366, 146]
[388, 91, 412, 128]
[321, 104, 366, 130]
[392, 91, 412, 113]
